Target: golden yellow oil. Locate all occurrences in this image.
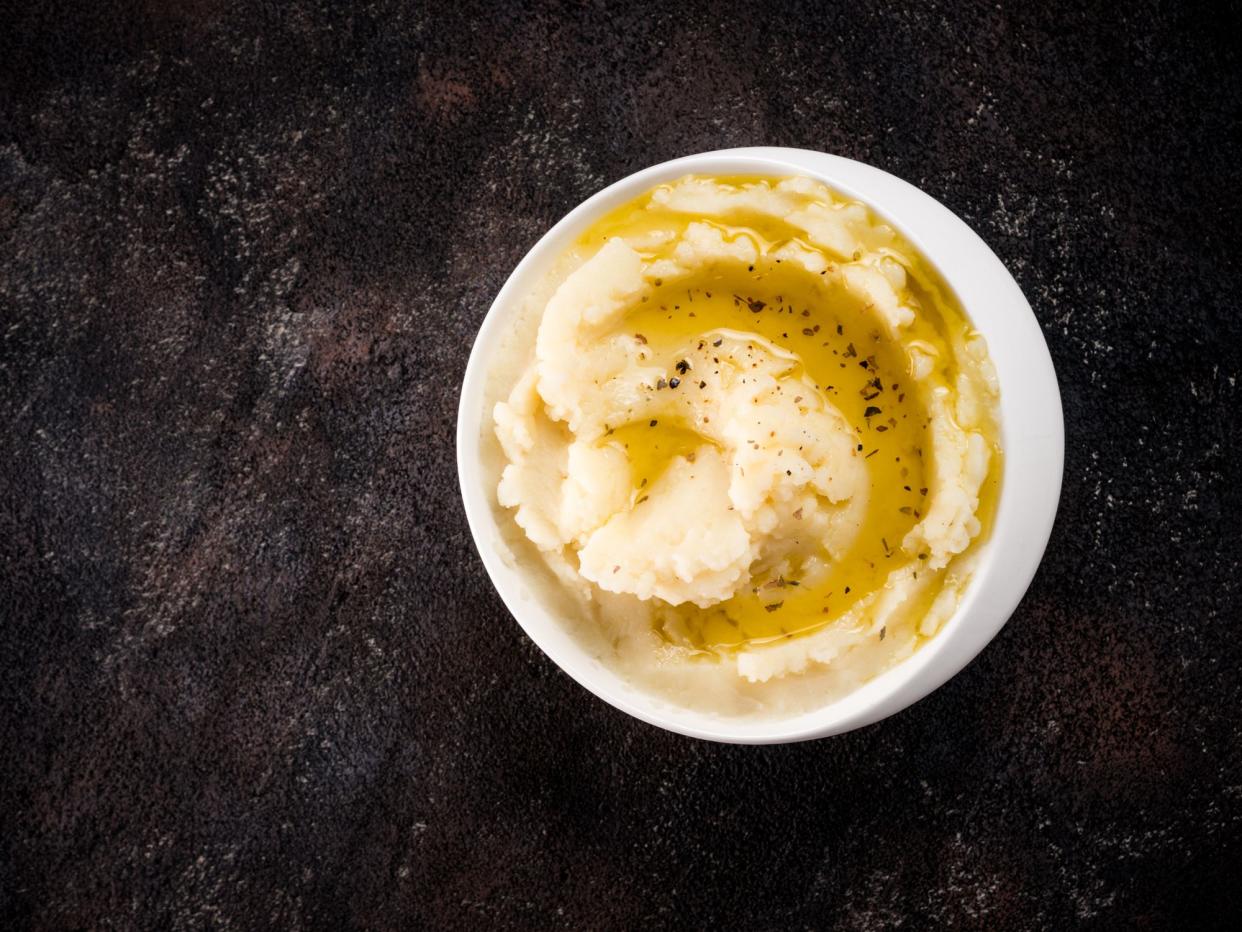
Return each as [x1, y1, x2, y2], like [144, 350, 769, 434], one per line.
[578, 176, 1002, 652]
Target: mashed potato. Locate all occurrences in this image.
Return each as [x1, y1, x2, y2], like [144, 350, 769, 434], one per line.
[487, 175, 1001, 716]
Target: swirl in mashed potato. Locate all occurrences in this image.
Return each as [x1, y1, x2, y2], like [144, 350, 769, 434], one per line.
[488, 175, 1001, 715]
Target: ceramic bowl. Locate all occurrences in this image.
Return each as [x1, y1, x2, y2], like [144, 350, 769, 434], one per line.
[456, 147, 1063, 743]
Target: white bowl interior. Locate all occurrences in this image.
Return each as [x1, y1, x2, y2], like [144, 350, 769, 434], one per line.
[457, 147, 1063, 743]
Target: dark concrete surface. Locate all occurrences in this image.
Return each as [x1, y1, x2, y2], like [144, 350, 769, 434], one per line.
[2, 1, 1240, 929]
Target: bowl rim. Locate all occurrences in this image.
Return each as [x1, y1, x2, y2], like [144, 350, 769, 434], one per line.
[456, 146, 1063, 743]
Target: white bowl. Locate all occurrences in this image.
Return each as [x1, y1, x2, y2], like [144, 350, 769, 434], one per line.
[456, 147, 1063, 744]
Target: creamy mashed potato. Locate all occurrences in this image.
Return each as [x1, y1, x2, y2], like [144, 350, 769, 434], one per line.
[486, 175, 1001, 717]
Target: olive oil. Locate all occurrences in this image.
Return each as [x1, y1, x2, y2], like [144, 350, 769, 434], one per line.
[574, 177, 1000, 653]
[602, 418, 710, 506]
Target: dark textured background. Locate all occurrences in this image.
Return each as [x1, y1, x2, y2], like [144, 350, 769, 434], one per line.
[2, 1, 1240, 929]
